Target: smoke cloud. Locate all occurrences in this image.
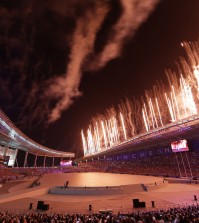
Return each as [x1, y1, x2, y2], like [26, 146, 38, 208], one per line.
[45, 0, 159, 123]
[45, 1, 109, 122]
[87, 0, 159, 71]
[0, 0, 159, 127]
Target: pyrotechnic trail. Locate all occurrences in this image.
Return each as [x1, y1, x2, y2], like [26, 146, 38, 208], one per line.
[0, 0, 160, 127]
[82, 39, 199, 156]
[46, 0, 159, 123]
[45, 1, 109, 123]
[87, 0, 159, 71]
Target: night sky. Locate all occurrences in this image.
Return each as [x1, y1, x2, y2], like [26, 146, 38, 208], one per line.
[0, 0, 199, 158]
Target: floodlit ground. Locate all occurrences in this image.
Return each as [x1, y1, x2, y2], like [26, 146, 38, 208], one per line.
[0, 173, 198, 214]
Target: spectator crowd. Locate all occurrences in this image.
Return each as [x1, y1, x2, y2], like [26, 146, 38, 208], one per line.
[0, 151, 199, 185]
[0, 205, 199, 222]
[78, 151, 199, 179]
[0, 151, 199, 221]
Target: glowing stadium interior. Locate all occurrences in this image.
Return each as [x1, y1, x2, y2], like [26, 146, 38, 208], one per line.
[1, 1, 199, 221]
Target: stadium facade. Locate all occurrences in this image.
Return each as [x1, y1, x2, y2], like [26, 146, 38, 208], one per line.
[0, 109, 75, 167]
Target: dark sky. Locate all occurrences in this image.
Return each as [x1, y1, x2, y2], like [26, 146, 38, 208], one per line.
[0, 0, 199, 157]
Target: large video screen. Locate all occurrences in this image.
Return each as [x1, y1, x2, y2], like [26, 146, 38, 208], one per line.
[60, 160, 72, 167]
[171, 139, 189, 153]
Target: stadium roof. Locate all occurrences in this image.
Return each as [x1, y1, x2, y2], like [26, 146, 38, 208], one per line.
[77, 115, 199, 161]
[0, 109, 75, 158]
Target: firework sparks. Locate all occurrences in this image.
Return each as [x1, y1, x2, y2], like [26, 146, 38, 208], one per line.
[120, 113, 127, 140]
[82, 39, 199, 156]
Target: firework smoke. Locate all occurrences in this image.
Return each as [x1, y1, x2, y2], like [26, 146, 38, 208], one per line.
[46, 0, 159, 123]
[46, 1, 109, 122]
[0, 0, 159, 127]
[87, 0, 159, 71]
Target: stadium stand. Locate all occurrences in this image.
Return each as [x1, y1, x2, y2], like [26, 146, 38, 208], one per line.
[0, 150, 198, 185]
[78, 151, 199, 179]
[0, 205, 199, 222]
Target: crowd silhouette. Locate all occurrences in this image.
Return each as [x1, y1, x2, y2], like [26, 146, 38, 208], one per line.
[0, 206, 199, 222]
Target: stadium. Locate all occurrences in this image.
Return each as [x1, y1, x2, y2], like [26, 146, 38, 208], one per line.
[1, 0, 199, 222]
[0, 102, 199, 221]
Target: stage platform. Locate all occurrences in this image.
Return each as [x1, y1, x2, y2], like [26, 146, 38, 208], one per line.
[46, 172, 166, 195]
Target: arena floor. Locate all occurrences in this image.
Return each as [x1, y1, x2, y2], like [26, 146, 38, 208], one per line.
[40, 172, 160, 187]
[0, 172, 199, 214]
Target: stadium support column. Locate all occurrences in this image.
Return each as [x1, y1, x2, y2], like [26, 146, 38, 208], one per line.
[52, 156, 54, 167]
[15, 157, 18, 167]
[58, 156, 63, 166]
[24, 151, 28, 167]
[14, 149, 19, 167]
[43, 156, 46, 167]
[3, 146, 8, 156]
[34, 154, 37, 168]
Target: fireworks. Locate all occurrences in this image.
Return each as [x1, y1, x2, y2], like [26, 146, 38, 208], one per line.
[81, 39, 199, 156]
